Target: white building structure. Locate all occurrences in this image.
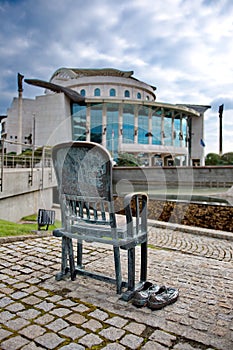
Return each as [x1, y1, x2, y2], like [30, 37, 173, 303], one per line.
[2, 68, 210, 166]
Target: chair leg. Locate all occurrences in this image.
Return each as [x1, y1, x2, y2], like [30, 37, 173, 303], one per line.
[140, 241, 147, 283]
[128, 247, 135, 291]
[66, 237, 76, 281]
[55, 236, 69, 280]
[113, 247, 122, 294]
[77, 240, 83, 269]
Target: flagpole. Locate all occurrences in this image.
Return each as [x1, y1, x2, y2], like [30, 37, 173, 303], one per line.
[218, 104, 224, 156]
[17, 73, 24, 155]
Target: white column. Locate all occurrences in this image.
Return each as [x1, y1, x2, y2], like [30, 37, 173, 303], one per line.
[171, 111, 174, 146]
[85, 104, 90, 141]
[118, 104, 123, 152]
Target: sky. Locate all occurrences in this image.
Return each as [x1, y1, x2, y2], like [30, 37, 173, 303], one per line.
[0, 0, 232, 155]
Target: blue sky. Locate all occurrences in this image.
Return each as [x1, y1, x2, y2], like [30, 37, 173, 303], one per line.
[0, 0, 232, 155]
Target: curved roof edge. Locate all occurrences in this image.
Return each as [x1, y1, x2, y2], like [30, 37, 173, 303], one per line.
[50, 67, 157, 91]
[24, 79, 85, 103]
[176, 104, 211, 114]
[50, 67, 134, 80]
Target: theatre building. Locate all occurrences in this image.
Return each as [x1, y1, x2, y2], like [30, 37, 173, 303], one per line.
[3, 68, 210, 166]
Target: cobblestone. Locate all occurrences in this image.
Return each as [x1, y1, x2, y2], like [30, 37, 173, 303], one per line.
[59, 325, 86, 340]
[1, 335, 29, 350]
[35, 332, 65, 349]
[78, 333, 103, 347]
[0, 225, 232, 349]
[149, 329, 177, 346]
[120, 333, 144, 348]
[99, 326, 126, 340]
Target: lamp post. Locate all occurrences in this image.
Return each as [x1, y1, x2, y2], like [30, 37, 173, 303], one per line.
[219, 104, 224, 155]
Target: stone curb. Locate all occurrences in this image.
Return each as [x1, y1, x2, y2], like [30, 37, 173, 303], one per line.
[0, 231, 51, 243]
[148, 219, 233, 241]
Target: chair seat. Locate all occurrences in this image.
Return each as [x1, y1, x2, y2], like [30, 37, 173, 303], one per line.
[54, 217, 147, 248]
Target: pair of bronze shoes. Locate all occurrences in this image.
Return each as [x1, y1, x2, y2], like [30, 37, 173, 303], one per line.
[132, 281, 179, 310]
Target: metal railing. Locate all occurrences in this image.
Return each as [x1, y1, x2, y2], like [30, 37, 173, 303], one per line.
[0, 139, 53, 191]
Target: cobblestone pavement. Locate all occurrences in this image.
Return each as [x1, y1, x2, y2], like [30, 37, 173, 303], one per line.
[0, 225, 233, 350]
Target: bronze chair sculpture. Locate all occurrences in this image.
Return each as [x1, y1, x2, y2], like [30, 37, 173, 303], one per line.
[52, 141, 148, 301]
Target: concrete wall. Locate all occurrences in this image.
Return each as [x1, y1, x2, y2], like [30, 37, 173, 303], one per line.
[5, 93, 72, 153]
[0, 188, 53, 222]
[0, 168, 56, 222]
[190, 114, 204, 165]
[34, 93, 72, 147]
[113, 166, 233, 192]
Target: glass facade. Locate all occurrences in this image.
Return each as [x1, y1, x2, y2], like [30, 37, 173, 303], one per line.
[71, 101, 189, 164]
[90, 104, 102, 143]
[71, 104, 87, 140]
[164, 112, 172, 146]
[151, 108, 162, 145]
[122, 104, 134, 144]
[106, 103, 119, 158]
[138, 106, 149, 145]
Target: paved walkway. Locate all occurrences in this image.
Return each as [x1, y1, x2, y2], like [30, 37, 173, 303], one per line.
[0, 223, 233, 350]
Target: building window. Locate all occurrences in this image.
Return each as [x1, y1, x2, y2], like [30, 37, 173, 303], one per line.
[90, 103, 103, 143]
[122, 104, 134, 143]
[124, 90, 130, 98]
[137, 92, 141, 99]
[71, 103, 87, 141]
[106, 103, 119, 158]
[152, 108, 162, 145]
[109, 88, 116, 97]
[94, 88, 101, 96]
[164, 113, 172, 146]
[138, 106, 149, 145]
[80, 89, 86, 97]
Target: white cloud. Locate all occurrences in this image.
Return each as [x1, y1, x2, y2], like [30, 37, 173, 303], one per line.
[0, 0, 232, 153]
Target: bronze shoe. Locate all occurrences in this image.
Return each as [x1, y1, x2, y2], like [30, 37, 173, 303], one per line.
[132, 284, 166, 307]
[147, 287, 179, 310]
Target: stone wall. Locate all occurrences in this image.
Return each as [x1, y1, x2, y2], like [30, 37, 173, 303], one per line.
[114, 197, 233, 233]
[147, 200, 233, 233]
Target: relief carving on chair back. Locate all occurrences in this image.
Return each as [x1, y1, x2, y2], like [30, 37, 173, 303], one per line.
[55, 145, 111, 200]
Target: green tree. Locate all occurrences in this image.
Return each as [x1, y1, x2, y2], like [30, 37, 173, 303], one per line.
[116, 153, 140, 166]
[205, 152, 233, 165]
[205, 153, 222, 165]
[221, 152, 233, 165]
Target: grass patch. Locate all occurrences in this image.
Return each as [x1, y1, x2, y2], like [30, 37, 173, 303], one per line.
[0, 217, 61, 237]
[21, 214, 38, 221]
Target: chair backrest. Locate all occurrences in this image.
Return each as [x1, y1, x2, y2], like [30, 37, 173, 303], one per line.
[52, 141, 116, 231]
